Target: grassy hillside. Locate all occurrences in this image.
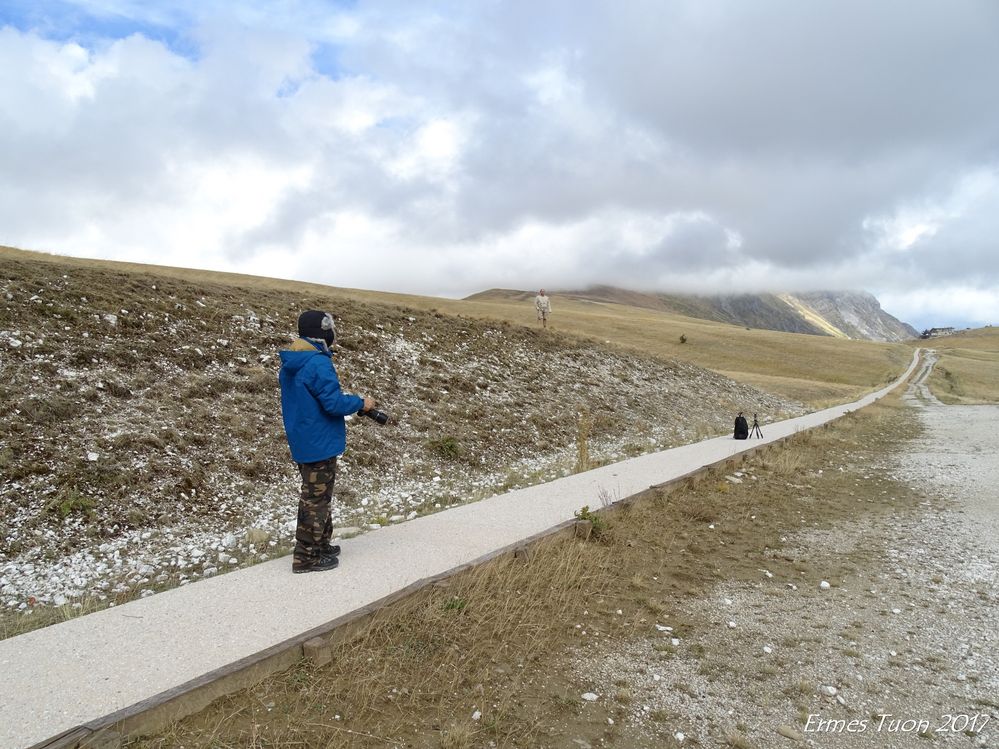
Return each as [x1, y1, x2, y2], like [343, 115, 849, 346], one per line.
[915, 327, 999, 404]
[3, 247, 913, 408]
[1, 246, 802, 628]
[489, 285, 828, 336]
[412, 288, 913, 407]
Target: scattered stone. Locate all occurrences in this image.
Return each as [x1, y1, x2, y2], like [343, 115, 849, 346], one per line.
[819, 580, 831, 590]
[581, 692, 598, 702]
[819, 685, 838, 696]
[471, 709, 481, 721]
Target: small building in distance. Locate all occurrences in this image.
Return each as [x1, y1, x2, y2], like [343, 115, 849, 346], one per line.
[920, 327, 957, 339]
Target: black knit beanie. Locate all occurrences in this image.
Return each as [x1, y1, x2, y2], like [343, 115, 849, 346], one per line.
[297, 310, 336, 345]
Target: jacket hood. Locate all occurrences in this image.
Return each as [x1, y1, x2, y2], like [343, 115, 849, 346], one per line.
[279, 338, 328, 374]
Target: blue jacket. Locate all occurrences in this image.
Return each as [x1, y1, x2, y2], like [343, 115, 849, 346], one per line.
[278, 338, 364, 463]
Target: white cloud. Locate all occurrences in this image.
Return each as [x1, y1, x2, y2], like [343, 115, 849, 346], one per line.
[388, 117, 469, 181]
[1, 2, 998, 330]
[879, 287, 999, 331]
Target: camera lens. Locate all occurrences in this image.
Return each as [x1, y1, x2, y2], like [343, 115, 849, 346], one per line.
[361, 408, 389, 425]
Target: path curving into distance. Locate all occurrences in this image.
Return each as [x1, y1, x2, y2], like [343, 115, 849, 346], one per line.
[904, 347, 944, 406]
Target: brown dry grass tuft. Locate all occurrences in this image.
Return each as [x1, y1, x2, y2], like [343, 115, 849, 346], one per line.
[763, 449, 806, 477]
[575, 407, 592, 473]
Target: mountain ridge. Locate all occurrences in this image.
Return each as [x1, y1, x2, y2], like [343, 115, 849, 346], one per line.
[467, 286, 917, 342]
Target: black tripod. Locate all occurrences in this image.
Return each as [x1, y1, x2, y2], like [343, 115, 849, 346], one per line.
[749, 414, 763, 438]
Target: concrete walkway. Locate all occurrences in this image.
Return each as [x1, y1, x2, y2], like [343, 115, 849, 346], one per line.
[0, 352, 920, 749]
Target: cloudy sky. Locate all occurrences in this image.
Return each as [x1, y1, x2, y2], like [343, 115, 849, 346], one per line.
[1, 1, 997, 329]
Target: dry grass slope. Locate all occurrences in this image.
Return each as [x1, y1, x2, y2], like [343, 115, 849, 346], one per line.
[913, 328, 999, 404]
[366, 289, 913, 407]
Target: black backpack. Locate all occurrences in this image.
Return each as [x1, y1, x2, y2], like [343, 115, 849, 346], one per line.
[733, 414, 749, 440]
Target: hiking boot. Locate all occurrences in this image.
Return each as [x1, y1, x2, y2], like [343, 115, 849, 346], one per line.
[320, 543, 341, 557]
[292, 553, 340, 574]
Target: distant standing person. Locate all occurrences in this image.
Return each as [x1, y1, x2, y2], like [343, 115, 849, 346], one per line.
[279, 310, 376, 574]
[535, 288, 552, 328]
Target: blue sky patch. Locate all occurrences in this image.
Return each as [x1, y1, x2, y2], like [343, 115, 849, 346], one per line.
[310, 41, 346, 80]
[0, 0, 199, 59]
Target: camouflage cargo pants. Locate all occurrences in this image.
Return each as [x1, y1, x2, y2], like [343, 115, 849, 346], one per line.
[293, 457, 337, 570]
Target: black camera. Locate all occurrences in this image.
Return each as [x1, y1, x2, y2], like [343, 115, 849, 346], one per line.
[359, 408, 389, 425]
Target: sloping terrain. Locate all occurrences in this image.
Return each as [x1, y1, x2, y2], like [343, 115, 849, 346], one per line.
[471, 287, 916, 342]
[912, 327, 999, 404]
[437, 290, 912, 406]
[0, 251, 801, 619]
[516, 286, 827, 335]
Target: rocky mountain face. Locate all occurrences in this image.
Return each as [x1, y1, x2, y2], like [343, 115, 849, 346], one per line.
[789, 291, 918, 342]
[557, 286, 916, 342]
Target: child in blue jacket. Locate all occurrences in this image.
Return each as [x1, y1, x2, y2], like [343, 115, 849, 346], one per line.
[279, 310, 375, 573]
